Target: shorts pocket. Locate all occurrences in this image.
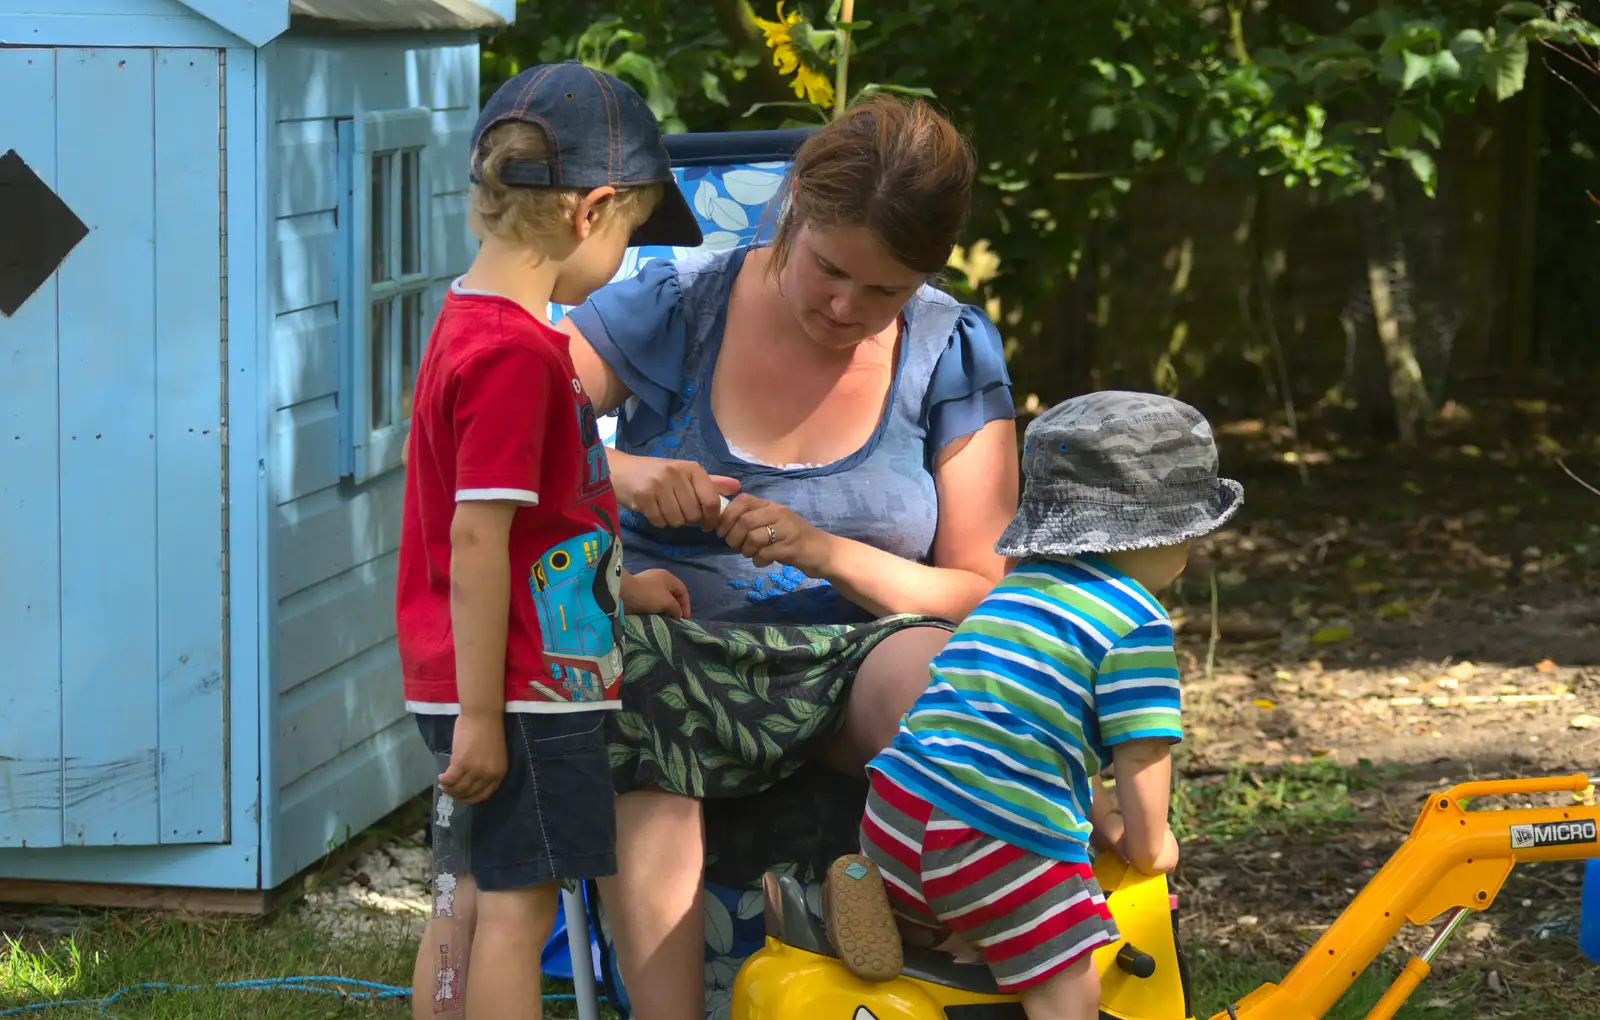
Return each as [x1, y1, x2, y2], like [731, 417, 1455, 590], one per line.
[517, 712, 607, 759]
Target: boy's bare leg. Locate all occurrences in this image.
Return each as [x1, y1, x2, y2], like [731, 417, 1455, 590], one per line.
[1017, 954, 1101, 1020]
[595, 788, 706, 1020]
[464, 883, 560, 1020]
[413, 872, 479, 1020]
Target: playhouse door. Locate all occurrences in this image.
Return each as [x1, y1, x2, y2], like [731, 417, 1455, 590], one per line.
[0, 48, 229, 847]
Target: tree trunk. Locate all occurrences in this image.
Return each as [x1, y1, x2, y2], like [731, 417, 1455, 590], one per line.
[1363, 184, 1433, 445]
[1501, 55, 1545, 376]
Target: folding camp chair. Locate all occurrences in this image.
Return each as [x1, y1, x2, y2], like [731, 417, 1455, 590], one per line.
[542, 127, 815, 1020]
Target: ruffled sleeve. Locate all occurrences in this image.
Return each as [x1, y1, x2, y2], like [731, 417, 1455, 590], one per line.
[563, 257, 686, 438]
[924, 304, 1015, 452]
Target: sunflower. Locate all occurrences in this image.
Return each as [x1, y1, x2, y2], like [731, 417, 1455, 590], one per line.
[752, 2, 835, 108]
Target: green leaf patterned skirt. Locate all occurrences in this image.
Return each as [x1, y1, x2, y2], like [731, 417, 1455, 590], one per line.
[607, 612, 953, 799]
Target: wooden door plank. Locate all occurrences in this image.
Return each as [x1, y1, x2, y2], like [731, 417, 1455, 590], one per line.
[154, 49, 228, 845]
[0, 48, 65, 849]
[56, 48, 161, 846]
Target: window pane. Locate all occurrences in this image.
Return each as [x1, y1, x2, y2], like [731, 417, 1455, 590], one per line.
[370, 152, 392, 284]
[371, 300, 393, 431]
[401, 150, 422, 276]
[401, 292, 422, 422]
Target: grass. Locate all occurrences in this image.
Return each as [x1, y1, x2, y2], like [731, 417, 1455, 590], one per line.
[1191, 943, 1600, 1019]
[1172, 757, 1371, 843]
[1196, 952, 1555, 1020]
[0, 912, 593, 1019]
[5, 909, 1600, 1018]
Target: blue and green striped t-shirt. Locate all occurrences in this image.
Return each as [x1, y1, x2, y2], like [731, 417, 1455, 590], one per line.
[868, 555, 1183, 863]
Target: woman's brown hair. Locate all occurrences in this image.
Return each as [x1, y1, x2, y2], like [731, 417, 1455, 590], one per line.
[769, 93, 976, 277]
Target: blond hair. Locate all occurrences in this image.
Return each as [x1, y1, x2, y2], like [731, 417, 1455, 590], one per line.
[469, 121, 664, 248]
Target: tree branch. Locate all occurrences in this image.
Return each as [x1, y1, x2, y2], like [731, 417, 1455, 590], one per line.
[1556, 458, 1600, 498]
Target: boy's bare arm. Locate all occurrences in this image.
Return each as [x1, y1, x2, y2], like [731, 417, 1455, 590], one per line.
[1110, 738, 1179, 874]
[439, 500, 517, 804]
[1088, 772, 1127, 859]
[1089, 773, 1115, 828]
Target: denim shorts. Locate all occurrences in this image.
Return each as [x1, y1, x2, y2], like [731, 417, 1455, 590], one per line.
[414, 711, 617, 891]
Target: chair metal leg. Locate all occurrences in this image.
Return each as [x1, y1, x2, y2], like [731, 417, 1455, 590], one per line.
[562, 885, 602, 1020]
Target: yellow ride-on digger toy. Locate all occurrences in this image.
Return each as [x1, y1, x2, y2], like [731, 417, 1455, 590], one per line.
[729, 772, 1600, 1020]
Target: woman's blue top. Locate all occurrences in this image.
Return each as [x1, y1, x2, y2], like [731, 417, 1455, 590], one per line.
[564, 245, 1014, 624]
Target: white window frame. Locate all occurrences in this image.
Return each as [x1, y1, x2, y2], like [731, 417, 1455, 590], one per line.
[340, 108, 432, 483]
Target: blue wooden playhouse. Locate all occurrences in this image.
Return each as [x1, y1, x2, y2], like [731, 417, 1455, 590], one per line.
[0, 0, 518, 906]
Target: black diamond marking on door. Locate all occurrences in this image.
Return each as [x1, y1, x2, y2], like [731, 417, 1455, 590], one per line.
[0, 149, 90, 318]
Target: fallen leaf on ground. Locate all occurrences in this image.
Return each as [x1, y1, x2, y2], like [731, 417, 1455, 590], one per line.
[1536, 658, 1558, 672]
[1312, 625, 1352, 644]
[1377, 600, 1410, 620]
[1571, 715, 1600, 730]
[1252, 698, 1277, 710]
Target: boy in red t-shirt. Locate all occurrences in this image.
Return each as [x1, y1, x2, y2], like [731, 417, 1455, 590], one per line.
[397, 62, 705, 1020]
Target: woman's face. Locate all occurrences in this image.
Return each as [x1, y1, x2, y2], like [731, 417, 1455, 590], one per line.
[779, 222, 927, 349]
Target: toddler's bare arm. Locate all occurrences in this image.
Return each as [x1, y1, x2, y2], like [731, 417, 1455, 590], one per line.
[1109, 738, 1180, 874]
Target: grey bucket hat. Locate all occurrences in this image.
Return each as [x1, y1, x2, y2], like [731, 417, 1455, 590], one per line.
[995, 390, 1243, 559]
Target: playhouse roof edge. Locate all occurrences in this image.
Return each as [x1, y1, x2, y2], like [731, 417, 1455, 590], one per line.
[173, 0, 290, 46]
[288, 0, 507, 33]
[174, 0, 509, 47]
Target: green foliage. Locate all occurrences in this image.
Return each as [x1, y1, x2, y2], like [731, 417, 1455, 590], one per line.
[481, 1, 760, 132]
[481, 0, 1600, 398]
[1243, 1, 1598, 196]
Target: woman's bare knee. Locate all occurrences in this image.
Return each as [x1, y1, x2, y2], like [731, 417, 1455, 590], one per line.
[1017, 953, 1101, 1020]
[822, 626, 950, 774]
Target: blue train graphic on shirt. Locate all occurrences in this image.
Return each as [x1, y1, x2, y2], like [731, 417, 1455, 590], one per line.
[571, 378, 611, 498]
[528, 523, 624, 703]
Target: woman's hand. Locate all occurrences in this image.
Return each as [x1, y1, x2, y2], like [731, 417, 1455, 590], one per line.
[620, 568, 692, 619]
[611, 450, 741, 530]
[717, 494, 836, 575]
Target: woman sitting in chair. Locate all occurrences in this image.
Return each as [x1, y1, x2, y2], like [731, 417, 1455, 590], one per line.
[559, 94, 1018, 1018]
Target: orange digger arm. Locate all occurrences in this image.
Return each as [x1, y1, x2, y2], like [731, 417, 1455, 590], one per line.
[1217, 773, 1598, 1020]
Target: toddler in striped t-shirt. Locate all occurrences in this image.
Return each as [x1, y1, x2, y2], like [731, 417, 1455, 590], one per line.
[831, 391, 1243, 1019]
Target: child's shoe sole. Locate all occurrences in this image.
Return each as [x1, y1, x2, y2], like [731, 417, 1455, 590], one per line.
[823, 854, 903, 982]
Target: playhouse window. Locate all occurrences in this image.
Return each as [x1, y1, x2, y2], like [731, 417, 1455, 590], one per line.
[342, 108, 432, 483]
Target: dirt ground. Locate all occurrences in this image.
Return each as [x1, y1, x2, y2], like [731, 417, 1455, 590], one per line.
[1164, 388, 1600, 1011]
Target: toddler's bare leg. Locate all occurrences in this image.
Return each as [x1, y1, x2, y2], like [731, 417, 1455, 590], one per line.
[412, 872, 478, 1020]
[1017, 954, 1101, 1020]
[464, 883, 560, 1020]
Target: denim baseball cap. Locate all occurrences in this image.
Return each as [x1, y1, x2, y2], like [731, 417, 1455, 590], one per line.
[470, 61, 702, 248]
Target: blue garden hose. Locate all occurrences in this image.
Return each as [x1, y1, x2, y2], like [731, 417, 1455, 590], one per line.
[0, 977, 576, 1017]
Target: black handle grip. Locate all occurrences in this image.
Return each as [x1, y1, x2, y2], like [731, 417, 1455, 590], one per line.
[1116, 942, 1156, 979]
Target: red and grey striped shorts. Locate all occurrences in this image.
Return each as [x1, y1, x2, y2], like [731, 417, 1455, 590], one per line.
[858, 771, 1120, 993]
